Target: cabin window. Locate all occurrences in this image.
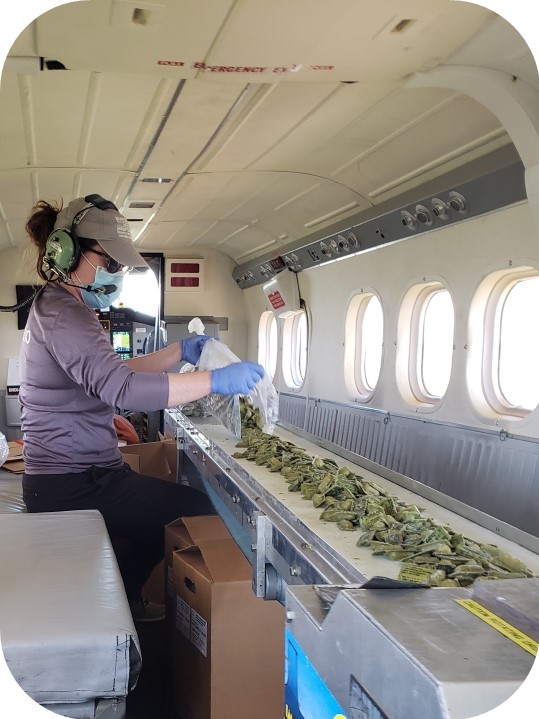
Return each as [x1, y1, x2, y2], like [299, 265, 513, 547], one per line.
[498, 278, 539, 409]
[282, 310, 308, 389]
[469, 267, 539, 417]
[258, 311, 278, 380]
[418, 290, 455, 398]
[117, 268, 160, 316]
[396, 281, 454, 407]
[344, 292, 384, 400]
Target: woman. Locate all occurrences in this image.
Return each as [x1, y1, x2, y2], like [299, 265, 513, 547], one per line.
[19, 194, 264, 621]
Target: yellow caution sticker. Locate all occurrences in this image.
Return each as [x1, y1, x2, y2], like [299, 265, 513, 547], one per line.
[455, 599, 538, 657]
[398, 563, 433, 584]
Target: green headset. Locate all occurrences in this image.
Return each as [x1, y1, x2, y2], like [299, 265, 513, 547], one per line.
[42, 194, 118, 281]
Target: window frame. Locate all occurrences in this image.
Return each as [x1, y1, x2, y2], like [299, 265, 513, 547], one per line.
[257, 311, 278, 381]
[396, 280, 455, 408]
[282, 309, 308, 390]
[473, 266, 539, 418]
[344, 291, 384, 402]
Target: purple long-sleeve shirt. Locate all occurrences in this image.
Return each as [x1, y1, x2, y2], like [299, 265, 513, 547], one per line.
[19, 284, 169, 474]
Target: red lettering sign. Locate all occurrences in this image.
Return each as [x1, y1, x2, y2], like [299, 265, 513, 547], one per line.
[268, 291, 286, 309]
[193, 62, 268, 73]
[157, 60, 185, 67]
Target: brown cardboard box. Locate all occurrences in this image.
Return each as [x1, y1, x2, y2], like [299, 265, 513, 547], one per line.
[164, 516, 231, 660]
[172, 515, 285, 719]
[119, 438, 178, 603]
[3, 440, 25, 474]
[120, 438, 177, 482]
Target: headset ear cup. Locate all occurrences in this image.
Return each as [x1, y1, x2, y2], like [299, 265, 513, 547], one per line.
[42, 229, 80, 279]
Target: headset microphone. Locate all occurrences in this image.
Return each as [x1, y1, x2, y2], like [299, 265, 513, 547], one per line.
[93, 284, 117, 295]
[64, 280, 118, 295]
[62, 277, 118, 295]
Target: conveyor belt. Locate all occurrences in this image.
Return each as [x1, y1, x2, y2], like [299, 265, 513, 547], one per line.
[170, 412, 539, 719]
[184, 416, 539, 582]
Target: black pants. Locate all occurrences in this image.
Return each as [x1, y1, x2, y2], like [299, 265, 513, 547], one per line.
[23, 464, 214, 602]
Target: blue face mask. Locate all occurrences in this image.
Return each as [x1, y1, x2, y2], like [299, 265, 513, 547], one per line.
[79, 266, 125, 310]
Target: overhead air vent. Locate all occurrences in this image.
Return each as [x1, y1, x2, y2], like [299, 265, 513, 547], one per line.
[132, 7, 150, 26]
[391, 18, 416, 34]
[129, 201, 156, 209]
[122, 199, 161, 241]
[141, 177, 172, 183]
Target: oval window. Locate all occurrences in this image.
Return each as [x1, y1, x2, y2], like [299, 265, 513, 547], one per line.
[344, 292, 383, 400]
[258, 311, 278, 380]
[282, 310, 308, 389]
[498, 277, 539, 409]
[396, 281, 454, 407]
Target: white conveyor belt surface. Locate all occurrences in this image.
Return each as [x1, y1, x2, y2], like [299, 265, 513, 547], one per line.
[191, 418, 539, 580]
[0, 510, 141, 717]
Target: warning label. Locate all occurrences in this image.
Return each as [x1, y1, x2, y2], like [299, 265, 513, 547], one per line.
[191, 608, 208, 657]
[268, 291, 285, 309]
[176, 596, 191, 639]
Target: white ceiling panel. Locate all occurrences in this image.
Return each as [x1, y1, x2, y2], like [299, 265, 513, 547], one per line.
[0, 74, 34, 170]
[32, 0, 236, 76]
[450, 16, 539, 86]
[200, 222, 282, 262]
[202, 0, 492, 82]
[198, 83, 340, 173]
[0, 171, 35, 217]
[0, 225, 12, 251]
[354, 95, 509, 201]
[246, 82, 397, 174]
[0, 0, 534, 262]
[140, 80, 250, 180]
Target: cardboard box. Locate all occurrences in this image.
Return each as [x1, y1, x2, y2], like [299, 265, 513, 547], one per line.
[164, 516, 231, 659]
[172, 515, 285, 719]
[120, 438, 177, 482]
[3, 440, 25, 474]
[119, 438, 178, 603]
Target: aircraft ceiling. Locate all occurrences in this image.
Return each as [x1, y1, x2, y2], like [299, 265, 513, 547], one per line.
[0, 0, 536, 263]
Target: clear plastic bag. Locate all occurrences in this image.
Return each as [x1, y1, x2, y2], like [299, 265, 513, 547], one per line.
[0, 431, 8, 468]
[197, 339, 279, 438]
[177, 362, 209, 418]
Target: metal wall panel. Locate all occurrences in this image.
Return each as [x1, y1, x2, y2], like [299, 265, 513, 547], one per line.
[278, 393, 306, 431]
[305, 399, 337, 442]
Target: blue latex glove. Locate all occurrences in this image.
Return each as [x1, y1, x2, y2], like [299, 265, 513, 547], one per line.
[180, 335, 211, 365]
[210, 362, 265, 395]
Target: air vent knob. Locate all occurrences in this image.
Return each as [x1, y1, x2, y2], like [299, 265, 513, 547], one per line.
[415, 205, 432, 225]
[431, 198, 449, 220]
[337, 234, 350, 251]
[319, 242, 332, 257]
[401, 211, 417, 230]
[448, 191, 468, 213]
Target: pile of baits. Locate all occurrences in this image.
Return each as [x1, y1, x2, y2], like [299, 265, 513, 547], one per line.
[233, 398, 535, 587]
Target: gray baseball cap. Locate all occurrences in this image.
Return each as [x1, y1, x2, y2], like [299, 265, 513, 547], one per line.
[54, 196, 148, 269]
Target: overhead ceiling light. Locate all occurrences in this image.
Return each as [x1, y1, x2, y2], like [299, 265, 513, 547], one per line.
[141, 177, 172, 183]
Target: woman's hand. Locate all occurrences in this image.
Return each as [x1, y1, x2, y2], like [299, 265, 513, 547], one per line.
[180, 335, 212, 365]
[210, 362, 265, 395]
